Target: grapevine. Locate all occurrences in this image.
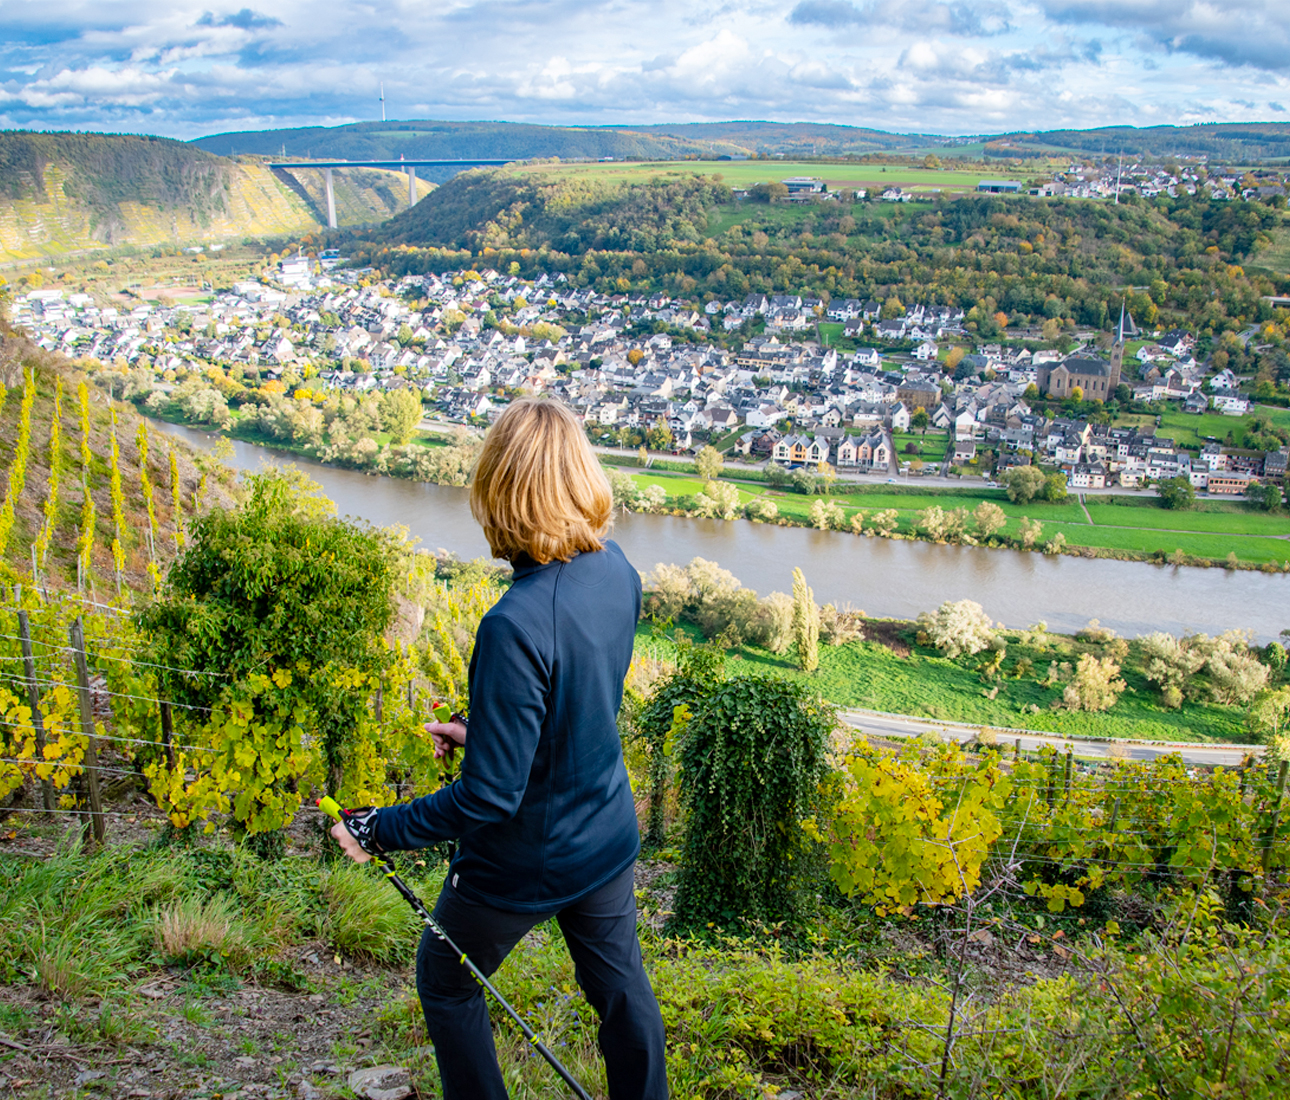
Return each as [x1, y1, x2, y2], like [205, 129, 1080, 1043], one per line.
[34, 377, 62, 572]
[136, 421, 159, 583]
[107, 409, 126, 585]
[169, 446, 184, 549]
[77, 383, 95, 583]
[0, 370, 37, 558]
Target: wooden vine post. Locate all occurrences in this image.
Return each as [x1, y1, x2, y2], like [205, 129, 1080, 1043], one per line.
[69, 617, 106, 845]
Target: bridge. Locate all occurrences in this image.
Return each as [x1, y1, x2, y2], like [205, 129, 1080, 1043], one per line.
[275, 159, 514, 227]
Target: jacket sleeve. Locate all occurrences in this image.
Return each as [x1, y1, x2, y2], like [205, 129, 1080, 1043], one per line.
[374, 610, 549, 851]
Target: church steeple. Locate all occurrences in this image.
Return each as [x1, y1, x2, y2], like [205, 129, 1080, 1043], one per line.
[1109, 301, 1126, 392]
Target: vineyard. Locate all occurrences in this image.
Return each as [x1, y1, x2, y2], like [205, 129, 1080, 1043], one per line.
[0, 356, 1289, 1096]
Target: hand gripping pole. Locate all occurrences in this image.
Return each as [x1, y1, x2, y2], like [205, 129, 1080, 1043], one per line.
[318, 796, 593, 1100]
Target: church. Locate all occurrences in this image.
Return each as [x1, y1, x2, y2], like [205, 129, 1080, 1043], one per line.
[1034, 307, 1132, 400]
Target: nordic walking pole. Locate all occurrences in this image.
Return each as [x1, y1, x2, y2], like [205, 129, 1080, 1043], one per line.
[318, 795, 594, 1100]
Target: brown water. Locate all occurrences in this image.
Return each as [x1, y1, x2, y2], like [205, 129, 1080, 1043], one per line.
[156, 422, 1290, 643]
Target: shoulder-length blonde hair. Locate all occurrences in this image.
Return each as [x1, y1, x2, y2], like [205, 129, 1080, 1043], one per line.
[470, 398, 612, 563]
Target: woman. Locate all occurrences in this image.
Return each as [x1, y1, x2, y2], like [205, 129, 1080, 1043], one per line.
[331, 398, 667, 1100]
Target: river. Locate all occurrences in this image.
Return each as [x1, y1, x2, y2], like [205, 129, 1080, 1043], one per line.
[154, 421, 1290, 643]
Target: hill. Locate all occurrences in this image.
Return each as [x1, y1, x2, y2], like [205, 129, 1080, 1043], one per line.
[193, 117, 1290, 165]
[362, 167, 1289, 351]
[0, 131, 428, 265]
[192, 119, 734, 170]
[0, 316, 236, 593]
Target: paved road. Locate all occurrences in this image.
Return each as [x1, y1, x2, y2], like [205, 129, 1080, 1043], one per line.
[838, 707, 1263, 768]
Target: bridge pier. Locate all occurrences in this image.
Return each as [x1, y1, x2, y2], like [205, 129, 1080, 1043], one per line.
[324, 168, 337, 229]
[408, 166, 417, 208]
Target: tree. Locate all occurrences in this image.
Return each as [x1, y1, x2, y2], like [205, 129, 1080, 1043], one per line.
[792, 567, 819, 673]
[627, 348, 645, 366]
[637, 444, 649, 466]
[973, 501, 1006, 539]
[1043, 473, 1069, 504]
[379, 388, 423, 445]
[694, 445, 724, 482]
[881, 296, 904, 321]
[917, 600, 995, 658]
[944, 347, 965, 372]
[910, 408, 930, 432]
[870, 509, 899, 535]
[138, 469, 399, 826]
[646, 417, 672, 451]
[1248, 482, 1284, 512]
[1002, 465, 1046, 504]
[1017, 516, 1043, 548]
[1156, 476, 1196, 510]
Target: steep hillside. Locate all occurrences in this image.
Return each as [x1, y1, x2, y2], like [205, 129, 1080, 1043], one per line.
[0, 131, 428, 264]
[376, 170, 728, 252]
[0, 320, 237, 594]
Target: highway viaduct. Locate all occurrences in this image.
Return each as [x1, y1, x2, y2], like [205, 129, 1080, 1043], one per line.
[276, 159, 514, 227]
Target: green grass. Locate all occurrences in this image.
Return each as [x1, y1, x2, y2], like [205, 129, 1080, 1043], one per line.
[1082, 498, 1290, 537]
[509, 159, 991, 192]
[1257, 226, 1290, 275]
[1156, 407, 1290, 449]
[891, 431, 950, 462]
[636, 623, 1255, 743]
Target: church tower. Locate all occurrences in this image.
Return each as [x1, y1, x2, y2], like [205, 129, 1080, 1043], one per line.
[1109, 302, 1127, 392]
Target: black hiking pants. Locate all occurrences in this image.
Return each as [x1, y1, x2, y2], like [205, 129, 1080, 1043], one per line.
[415, 864, 668, 1100]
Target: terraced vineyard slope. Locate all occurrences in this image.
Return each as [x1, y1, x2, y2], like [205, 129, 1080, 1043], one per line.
[0, 131, 426, 264]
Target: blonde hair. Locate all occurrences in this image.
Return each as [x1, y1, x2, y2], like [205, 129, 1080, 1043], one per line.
[470, 398, 612, 563]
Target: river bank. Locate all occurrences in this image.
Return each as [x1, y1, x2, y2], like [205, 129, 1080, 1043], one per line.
[151, 419, 1290, 643]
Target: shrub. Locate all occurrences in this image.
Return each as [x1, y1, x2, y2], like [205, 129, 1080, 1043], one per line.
[1061, 653, 1126, 712]
[669, 676, 831, 934]
[917, 599, 996, 658]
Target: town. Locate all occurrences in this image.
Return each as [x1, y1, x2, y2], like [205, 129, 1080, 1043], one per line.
[10, 255, 1287, 500]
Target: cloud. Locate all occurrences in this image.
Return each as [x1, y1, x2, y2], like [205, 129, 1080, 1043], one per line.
[0, 0, 1284, 140]
[196, 9, 282, 30]
[1040, 0, 1290, 72]
[789, 0, 1009, 36]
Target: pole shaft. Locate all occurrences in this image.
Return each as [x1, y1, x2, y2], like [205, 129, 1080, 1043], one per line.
[70, 618, 106, 845]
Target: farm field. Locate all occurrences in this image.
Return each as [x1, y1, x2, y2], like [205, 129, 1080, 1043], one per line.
[508, 158, 996, 192]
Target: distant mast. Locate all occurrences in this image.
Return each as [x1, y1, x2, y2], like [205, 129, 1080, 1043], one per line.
[379, 82, 386, 123]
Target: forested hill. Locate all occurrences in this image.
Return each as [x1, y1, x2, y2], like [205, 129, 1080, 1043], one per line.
[192, 120, 736, 166]
[193, 118, 1290, 164]
[363, 169, 1290, 349]
[377, 171, 731, 253]
[0, 131, 426, 264]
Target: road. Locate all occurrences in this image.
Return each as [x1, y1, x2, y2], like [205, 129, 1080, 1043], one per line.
[838, 707, 1263, 767]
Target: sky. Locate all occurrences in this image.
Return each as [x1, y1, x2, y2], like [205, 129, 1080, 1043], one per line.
[2, 0, 1289, 140]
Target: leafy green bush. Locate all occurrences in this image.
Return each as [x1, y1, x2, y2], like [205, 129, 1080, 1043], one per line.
[670, 675, 832, 935]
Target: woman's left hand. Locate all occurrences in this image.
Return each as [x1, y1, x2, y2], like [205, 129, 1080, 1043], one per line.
[330, 820, 371, 863]
[425, 718, 468, 762]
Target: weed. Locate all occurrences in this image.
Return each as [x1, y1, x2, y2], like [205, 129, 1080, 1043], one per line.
[154, 894, 256, 972]
[320, 862, 424, 964]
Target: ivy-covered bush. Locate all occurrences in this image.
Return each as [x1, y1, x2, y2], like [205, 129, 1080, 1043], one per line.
[669, 675, 833, 935]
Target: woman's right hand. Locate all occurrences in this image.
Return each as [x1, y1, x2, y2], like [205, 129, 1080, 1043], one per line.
[425, 719, 468, 762]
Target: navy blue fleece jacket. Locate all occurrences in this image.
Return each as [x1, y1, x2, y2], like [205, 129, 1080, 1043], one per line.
[375, 540, 642, 913]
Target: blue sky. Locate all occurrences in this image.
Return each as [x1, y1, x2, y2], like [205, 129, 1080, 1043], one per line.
[1, 1, 1288, 139]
